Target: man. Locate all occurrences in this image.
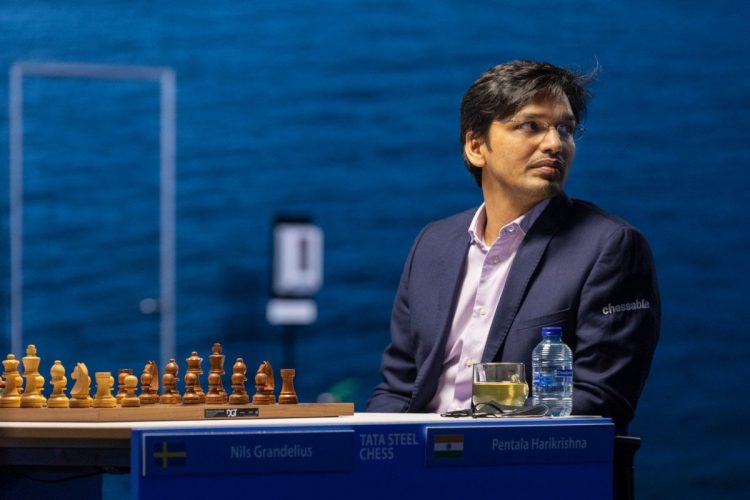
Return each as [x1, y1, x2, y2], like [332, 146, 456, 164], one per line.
[368, 60, 660, 432]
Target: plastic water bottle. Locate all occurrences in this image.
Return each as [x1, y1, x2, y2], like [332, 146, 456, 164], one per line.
[532, 326, 573, 416]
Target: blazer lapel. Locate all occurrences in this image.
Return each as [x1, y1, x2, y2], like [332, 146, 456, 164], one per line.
[481, 194, 572, 362]
[411, 211, 472, 401]
[435, 223, 472, 341]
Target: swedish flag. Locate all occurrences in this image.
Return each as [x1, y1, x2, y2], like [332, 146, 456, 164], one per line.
[153, 441, 187, 468]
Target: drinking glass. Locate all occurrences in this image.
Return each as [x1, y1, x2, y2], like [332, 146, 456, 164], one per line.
[472, 362, 528, 409]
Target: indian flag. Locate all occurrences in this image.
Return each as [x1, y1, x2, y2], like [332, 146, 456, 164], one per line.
[433, 434, 464, 458]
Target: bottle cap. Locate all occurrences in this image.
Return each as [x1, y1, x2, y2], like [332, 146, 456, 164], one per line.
[541, 326, 562, 337]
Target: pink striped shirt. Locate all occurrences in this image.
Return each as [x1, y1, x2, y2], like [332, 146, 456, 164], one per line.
[425, 199, 549, 413]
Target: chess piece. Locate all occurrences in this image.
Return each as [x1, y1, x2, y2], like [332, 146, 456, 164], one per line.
[252, 360, 276, 405]
[0, 354, 23, 408]
[186, 351, 205, 403]
[121, 375, 141, 407]
[139, 371, 156, 404]
[278, 368, 298, 404]
[208, 343, 227, 403]
[116, 369, 133, 404]
[182, 371, 201, 404]
[93, 372, 117, 408]
[159, 358, 181, 404]
[206, 372, 224, 404]
[70, 362, 93, 408]
[142, 361, 159, 401]
[47, 360, 70, 408]
[20, 345, 46, 408]
[228, 357, 249, 405]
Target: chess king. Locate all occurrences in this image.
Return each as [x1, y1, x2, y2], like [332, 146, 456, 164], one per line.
[20, 345, 46, 408]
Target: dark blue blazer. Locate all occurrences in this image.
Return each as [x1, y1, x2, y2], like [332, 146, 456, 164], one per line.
[368, 194, 660, 429]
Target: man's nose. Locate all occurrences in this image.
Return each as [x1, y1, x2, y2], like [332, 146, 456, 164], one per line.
[540, 126, 563, 153]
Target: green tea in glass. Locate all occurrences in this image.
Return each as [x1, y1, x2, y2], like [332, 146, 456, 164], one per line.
[472, 362, 529, 408]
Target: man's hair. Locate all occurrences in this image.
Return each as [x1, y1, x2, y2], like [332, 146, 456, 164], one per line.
[460, 60, 596, 186]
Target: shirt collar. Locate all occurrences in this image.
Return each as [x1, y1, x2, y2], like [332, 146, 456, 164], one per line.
[468, 198, 550, 247]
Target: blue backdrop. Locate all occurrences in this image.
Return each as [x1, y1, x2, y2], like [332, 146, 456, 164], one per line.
[1, 1, 748, 498]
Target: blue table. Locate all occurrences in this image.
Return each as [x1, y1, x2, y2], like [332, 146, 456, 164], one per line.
[132, 413, 613, 499]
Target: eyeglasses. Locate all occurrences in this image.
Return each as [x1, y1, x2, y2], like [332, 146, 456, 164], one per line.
[499, 118, 586, 142]
[440, 402, 550, 418]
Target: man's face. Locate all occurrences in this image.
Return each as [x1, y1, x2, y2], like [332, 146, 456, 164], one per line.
[468, 95, 577, 209]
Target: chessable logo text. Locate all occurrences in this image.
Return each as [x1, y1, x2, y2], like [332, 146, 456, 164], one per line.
[602, 299, 650, 315]
[230, 444, 313, 459]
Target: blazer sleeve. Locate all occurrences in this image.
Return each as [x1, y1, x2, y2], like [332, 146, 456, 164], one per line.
[367, 227, 428, 412]
[572, 226, 660, 428]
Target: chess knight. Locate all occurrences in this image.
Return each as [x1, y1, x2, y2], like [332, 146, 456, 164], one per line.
[252, 361, 276, 405]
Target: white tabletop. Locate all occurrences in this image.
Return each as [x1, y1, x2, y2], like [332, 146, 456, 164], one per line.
[0, 412, 602, 433]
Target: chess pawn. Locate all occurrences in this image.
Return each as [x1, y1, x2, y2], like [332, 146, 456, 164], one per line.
[69, 362, 93, 408]
[20, 344, 46, 408]
[0, 354, 23, 408]
[139, 371, 156, 404]
[159, 358, 180, 404]
[116, 369, 133, 405]
[228, 357, 249, 405]
[93, 372, 117, 408]
[182, 372, 202, 405]
[121, 375, 141, 407]
[47, 360, 70, 408]
[186, 351, 206, 403]
[205, 372, 224, 404]
[278, 369, 298, 404]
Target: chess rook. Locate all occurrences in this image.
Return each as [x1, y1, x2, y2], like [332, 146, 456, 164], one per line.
[279, 368, 298, 404]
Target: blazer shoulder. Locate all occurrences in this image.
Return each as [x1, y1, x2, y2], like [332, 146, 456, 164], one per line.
[566, 198, 645, 240]
[426, 208, 476, 231]
[415, 208, 476, 243]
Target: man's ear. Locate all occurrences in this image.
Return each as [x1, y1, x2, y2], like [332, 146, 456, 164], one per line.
[463, 131, 486, 168]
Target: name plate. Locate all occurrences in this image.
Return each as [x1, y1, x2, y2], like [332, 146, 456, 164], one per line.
[204, 408, 259, 418]
[425, 422, 613, 467]
[143, 429, 354, 477]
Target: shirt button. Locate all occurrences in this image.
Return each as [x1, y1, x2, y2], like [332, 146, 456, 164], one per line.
[478, 307, 487, 316]
[508, 226, 515, 233]
[465, 358, 474, 367]
[492, 257, 500, 264]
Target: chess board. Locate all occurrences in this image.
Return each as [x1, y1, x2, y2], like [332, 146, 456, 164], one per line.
[0, 402, 354, 423]
[2, 344, 354, 423]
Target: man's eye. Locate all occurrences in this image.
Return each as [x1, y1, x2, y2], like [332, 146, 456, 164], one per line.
[519, 121, 542, 132]
[557, 124, 575, 136]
